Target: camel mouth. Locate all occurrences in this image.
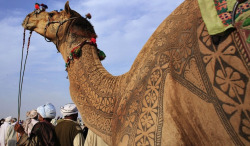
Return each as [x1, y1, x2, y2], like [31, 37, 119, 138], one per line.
[22, 15, 35, 30]
[23, 23, 36, 30]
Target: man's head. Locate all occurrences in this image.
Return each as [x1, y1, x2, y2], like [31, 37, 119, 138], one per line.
[0, 118, 5, 126]
[60, 103, 78, 121]
[64, 113, 78, 121]
[5, 116, 12, 123]
[26, 109, 38, 120]
[11, 118, 17, 124]
[37, 103, 56, 122]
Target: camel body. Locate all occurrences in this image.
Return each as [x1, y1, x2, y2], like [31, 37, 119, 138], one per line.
[22, 0, 250, 145]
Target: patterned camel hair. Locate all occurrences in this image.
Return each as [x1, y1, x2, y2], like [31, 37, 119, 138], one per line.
[22, 0, 249, 145]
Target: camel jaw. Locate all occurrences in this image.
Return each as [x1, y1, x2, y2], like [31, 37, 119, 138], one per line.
[23, 23, 36, 30]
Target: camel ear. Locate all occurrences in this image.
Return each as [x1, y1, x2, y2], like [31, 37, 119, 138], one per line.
[64, 1, 73, 15]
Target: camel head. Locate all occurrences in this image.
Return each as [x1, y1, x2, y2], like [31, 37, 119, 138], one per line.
[22, 1, 96, 46]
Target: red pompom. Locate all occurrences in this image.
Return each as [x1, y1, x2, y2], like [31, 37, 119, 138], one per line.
[35, 3, 40, 9]
[90, 38, 96, 44]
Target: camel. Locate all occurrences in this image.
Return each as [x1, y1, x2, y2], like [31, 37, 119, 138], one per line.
[22, 0, 250, 145]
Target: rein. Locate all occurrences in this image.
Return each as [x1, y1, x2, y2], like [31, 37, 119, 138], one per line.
[232, 0, 248, 26]
[44, 16, 79, 52]
[18, 29, 32, 122]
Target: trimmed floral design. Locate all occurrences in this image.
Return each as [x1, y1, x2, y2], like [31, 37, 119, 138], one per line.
[179, 33, 192, 58]
[215, 67, 245, 98]
[135, 67, 161, 145]
[145, 90, 157, 105]
[157, 37, 167, 47]
[158, 52, 171, 69]
[125, 115, 136, 128]
[99, 97, 114, 113]
[129, 102, 138, 114]
[242, 119, 250, 140]
[141, 114, 154, 129]
[125, 102, 138, 128]
[172, 49, 182, 70]
[118, 104, 127, 124]
[136, 117, 156, 146]
[201, 26, 212, 47]
[199, 23, 249, 142]
[136, 137, 150, 146]
[150, 70, 161, 83]
[218, 88, 250, 141]
[163, 20, 174, 34]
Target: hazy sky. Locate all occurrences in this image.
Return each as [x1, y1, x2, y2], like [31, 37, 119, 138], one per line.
[0, 0, 184, 120]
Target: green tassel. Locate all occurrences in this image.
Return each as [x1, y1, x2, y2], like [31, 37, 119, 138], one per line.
[65, 62, 69, 67]
[247, 35, 250, 43]
[242, 18, 250, 27]
[74, 47, 81, 57]
[98, 50, 106, 60]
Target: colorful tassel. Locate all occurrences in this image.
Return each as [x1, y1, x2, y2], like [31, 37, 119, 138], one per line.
[71, 46, 82, 58]
[90, 38, 96, 44]
[85, 13, 92, 19]
[35, 3, 40, 9]
[41, 3, 48, 10]
[65, 38, 106, 72]
[97, 49, 106, 60]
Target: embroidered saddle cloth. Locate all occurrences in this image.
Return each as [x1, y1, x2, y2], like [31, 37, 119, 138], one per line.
[198, 0, 250, 35]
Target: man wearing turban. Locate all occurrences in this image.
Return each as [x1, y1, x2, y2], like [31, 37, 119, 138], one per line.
[0, 116, 11, 146]
[22, 109, 39, 137]
[15, 103, 58, 146]
[5, 117, 17, 146]
[55, 103, 85, 146]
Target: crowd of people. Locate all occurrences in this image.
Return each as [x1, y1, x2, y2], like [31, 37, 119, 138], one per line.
[0, 103, 108, 146]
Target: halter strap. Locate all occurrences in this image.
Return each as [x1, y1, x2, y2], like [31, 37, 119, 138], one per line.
[44, 16, 79, 52]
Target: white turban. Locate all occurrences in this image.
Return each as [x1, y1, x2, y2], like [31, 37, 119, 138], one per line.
[60, 103, 78, 117]
[37, 103, 56, 119]
[5, 116, 12, 122]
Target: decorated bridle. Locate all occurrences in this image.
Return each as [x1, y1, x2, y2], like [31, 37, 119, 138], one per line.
[24, 6, 106, 73]
[44, 15, 79, 52]
[32, 4, 79, 52]
[25, 8, 79, 52]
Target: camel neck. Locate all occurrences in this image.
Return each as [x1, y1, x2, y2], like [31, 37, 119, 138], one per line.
[58, 36, 120, 145]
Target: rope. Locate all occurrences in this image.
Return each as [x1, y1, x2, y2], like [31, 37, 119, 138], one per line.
[17, 30, 32, 122]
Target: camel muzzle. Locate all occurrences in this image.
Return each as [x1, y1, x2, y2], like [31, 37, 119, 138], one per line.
[22, 15, 35, 30]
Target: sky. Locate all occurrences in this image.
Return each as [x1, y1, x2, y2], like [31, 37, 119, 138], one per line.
[0, 0, 184, 120]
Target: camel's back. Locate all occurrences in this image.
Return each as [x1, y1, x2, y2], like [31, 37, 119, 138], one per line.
[158, 0, 249, 145]
[115, 0, 249, 145]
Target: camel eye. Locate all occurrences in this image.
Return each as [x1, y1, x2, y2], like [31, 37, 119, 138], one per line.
[48, 13, 54, 18]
